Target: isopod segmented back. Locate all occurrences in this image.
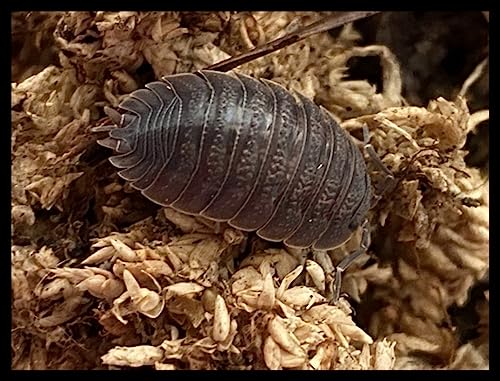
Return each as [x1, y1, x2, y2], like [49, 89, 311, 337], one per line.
[97, 70, 372, 250]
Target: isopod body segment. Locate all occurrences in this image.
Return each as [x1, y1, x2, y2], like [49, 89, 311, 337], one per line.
[97, 70, 372, 250]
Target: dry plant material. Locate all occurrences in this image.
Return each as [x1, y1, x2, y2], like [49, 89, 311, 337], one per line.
[207, 12, 380, 72]
[11, 11, 488, 370]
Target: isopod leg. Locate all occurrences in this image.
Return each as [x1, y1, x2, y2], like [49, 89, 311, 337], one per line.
[333, 219, 370, 302]
[362, 125, 396, 201]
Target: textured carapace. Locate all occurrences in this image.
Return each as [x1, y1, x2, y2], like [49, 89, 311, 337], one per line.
[97, 70, 372, 250]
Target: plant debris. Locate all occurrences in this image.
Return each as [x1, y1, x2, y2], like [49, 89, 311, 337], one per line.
[11, 11, 488, 370]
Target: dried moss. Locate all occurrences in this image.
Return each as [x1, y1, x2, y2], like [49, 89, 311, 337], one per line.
[11, 11, 488, 370]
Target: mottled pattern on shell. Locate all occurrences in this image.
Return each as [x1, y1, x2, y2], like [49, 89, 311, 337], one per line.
[98, 70, 371, 250]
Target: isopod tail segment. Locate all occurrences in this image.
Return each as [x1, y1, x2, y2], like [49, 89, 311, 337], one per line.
[92, 107, 132, 154]
[333, 218, 370, 303]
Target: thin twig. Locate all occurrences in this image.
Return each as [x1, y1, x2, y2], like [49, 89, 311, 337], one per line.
[206, 11, 380, 72]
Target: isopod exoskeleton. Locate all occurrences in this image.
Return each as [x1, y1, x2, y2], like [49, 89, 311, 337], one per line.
[96, 70, 372, 251]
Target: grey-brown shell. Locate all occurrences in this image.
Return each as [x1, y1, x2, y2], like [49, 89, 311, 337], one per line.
[97, 70, 372, 250]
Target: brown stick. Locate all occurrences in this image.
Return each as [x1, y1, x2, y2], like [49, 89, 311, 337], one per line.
[206, 11, 380, 72]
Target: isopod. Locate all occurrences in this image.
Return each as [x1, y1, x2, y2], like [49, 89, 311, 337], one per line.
[96, 70, 373, 252]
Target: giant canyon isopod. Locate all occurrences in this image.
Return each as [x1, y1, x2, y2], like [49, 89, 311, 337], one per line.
[97, 70, 372, 251]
